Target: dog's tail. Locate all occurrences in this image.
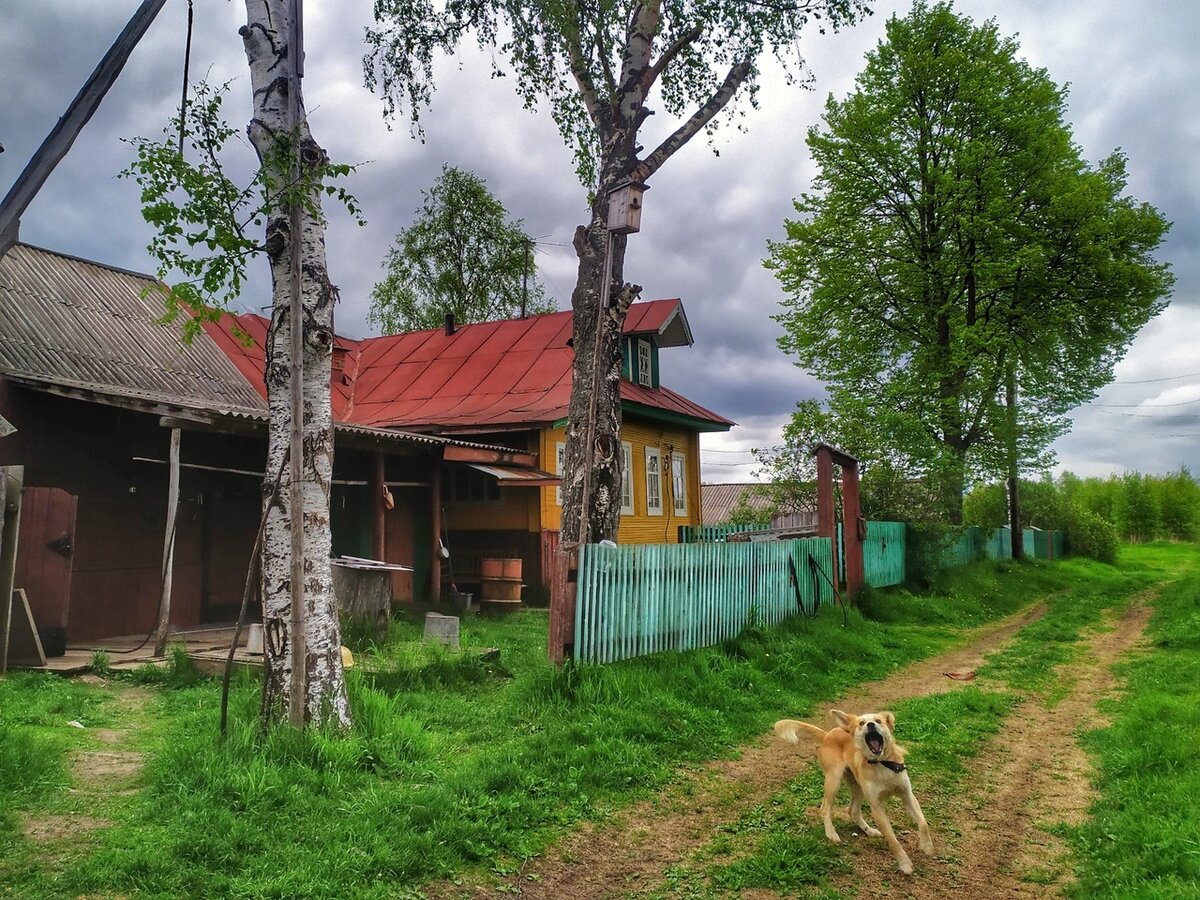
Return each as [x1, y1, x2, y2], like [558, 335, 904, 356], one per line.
[773, 719, 828, 744]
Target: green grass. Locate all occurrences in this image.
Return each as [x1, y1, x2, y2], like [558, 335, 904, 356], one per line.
[0, 548, 1190, 899]
[1066, 560, 1200, 897]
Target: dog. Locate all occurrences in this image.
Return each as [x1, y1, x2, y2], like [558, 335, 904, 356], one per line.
[774, 709, 933, 874]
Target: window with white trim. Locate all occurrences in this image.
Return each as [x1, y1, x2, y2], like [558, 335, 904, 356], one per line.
[671, 452, 687, 516]
[555, 441, 566, 506]
[637, 338, 653, 387]
[620, 442, 634, 515]
[645, 447, 663, 516]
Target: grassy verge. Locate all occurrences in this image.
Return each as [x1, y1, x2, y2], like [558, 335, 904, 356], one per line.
[0, 549, 1180, 899]
[1066, 563, 1200, 897]
[0, 674, 115, 896]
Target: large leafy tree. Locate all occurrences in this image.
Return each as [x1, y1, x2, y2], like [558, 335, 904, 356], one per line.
[364, 0, 870, 544]
[368, 165, 555, 333]
[767, 1, 1173, 524]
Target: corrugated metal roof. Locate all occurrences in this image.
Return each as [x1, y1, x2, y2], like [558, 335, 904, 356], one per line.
[701, 483, 773, 525]
[0, 243, 266, 412]
[203, 299, 734, 433]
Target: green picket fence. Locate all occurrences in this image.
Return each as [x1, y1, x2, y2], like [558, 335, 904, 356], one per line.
[678, 523, 771, 543]
[574, 538, 835, 664]
[940, 526, 1062, 566]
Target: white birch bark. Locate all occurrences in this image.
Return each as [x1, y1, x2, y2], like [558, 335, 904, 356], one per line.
[240, 0, 350, 728]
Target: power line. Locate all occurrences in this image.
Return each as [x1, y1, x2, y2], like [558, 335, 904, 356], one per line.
[1112, 370, 1200, 384]
[1089, 396, 1200, 409]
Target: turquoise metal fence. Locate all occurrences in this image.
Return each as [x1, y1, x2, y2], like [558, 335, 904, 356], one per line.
[863, 521, 906, 587]
[678, 523, 770, 543]
[939, 526, 1062, 566]
[574, 538, 835, 664]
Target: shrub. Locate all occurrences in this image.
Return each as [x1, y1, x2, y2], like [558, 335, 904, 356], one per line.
[1066, 504, 1118, 563]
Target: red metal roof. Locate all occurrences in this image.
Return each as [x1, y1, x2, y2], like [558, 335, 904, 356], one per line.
[201, 299, 733, 433]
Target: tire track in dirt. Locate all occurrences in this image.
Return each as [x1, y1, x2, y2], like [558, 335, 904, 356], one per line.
[827, 592, 1155, 899]
[22, 683, 149, 846]
[428, 602, 1049, 899]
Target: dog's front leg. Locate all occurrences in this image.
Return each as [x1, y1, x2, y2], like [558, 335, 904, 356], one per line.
[902, 785, 933, 855]
[820, 768, 844, 843]
[865, 793, 913, 875]
[847, 777, 881, 837]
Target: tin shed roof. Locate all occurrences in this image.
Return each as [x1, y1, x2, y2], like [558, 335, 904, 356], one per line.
[0, 243, 266, 413]
[205, 299, 734, 433]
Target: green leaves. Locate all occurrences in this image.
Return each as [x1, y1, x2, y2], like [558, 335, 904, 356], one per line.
[766, 1, 1173, 520]
[367, 165, 555, 333]
[120, 80, 365, 340]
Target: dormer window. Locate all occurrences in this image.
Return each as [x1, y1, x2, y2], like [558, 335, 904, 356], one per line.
[637, 339, 652, 388]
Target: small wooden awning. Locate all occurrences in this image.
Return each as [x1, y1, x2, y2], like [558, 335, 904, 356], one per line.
[468, 463, 561, 488]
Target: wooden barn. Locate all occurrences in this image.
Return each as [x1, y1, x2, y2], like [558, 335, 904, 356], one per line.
[0, 243, 554, 651]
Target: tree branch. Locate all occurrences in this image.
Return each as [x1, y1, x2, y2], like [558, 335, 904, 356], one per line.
[631, 60, 753, 182]
[563, 12, 607, 128]
[640, 25, 702, 95]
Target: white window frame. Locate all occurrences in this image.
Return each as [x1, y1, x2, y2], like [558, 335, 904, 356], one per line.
[671, 451, 687, 516]
[645, 447, 663, 516]
[555, 441, 566, 506]
[637, 338, 653, 388]
[620, 441, 634, 515]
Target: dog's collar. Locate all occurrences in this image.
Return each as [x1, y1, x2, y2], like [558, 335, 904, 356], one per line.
[867, 759, 907, 773]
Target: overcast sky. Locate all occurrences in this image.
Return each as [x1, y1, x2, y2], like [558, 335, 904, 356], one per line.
[2, 0, 1196, 483]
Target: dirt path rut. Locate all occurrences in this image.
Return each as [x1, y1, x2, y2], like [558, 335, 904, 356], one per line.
[832, 595, 1154, 899]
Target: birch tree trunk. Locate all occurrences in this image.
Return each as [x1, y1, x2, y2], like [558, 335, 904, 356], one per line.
[241, 0, 350, 728]
[558, 2, 752, 545]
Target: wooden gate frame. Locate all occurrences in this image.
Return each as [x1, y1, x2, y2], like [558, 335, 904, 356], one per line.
[814, 445, 864, 598]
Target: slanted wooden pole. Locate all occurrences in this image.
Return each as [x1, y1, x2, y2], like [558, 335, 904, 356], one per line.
[153, 428, 181, 656]
[0, 0, 169, 258]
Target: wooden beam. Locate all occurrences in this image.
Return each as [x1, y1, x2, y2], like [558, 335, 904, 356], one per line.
[442, 445, 538, 468]
[0, 0, 170, 259]
[153, 428, 181, 656]
[430, 464, 442, 602]
[0, 467, 24, 675]
[371, 452, 386, 561]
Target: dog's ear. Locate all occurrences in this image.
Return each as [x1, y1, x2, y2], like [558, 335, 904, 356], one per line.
[830, 709, 855, 730]
[881, 711, 896, 731]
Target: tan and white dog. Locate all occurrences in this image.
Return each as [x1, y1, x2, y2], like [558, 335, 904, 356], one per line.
[774, 710, 933, 874]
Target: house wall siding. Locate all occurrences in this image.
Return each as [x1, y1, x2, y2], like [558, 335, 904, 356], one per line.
[538, 417, 700, 544]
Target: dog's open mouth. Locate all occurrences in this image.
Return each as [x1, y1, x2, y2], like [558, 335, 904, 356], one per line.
[865, 732, 885, 755]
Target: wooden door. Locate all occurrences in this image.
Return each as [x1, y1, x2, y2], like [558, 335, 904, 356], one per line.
[13, 487, 77, 656]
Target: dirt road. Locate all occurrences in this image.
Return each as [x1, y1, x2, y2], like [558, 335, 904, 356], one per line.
[431, 594, 1153, 899]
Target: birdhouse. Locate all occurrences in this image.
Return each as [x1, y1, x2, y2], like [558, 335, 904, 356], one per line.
[607, 181, 647, 235]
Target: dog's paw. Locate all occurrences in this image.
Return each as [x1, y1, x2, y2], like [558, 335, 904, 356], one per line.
[898, 856, 914, 875]
[862, 825, 882, 838]
[919, 835, 934, 854]
[825, 829, 842, 844]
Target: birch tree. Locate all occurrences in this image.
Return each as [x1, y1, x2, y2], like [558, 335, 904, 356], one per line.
[364, 0, 869, 544]
[241, 0, 349, 727]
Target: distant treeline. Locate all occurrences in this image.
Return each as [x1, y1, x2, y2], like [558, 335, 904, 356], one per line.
[963, 469, 1200, 563]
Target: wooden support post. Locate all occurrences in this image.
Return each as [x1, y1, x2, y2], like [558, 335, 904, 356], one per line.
[0, 467, 25, 676]
[153, 428, 181, 656]
[430, 462, 442, 602]
[548, 544, 576, 665]
[815, 446, 838, 588]
[371, 452, 386, 561]
[841, 462, 865, 598]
